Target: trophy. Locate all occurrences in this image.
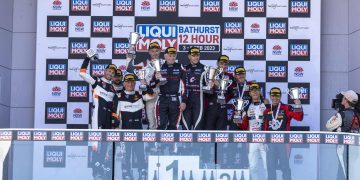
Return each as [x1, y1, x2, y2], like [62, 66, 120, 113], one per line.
[233, 99, 249, 123]
[152, 59, 167, 85]
[288, 87, 302, 112]
[217, 78, 233, 104]
[85, 49, 99, 62]
[134, 69, 147, 91]
[128, 32, 142, 55]
[203, 66, 218, 93]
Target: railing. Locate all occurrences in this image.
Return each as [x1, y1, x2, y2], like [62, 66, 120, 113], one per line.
[1, 129, 360, 180]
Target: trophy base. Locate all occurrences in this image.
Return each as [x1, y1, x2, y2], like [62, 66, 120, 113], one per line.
[233, 115, 243, 123]
[139, 84, 147, 91]
[217, 96, 225, 104]
[158, 78, 167, 86]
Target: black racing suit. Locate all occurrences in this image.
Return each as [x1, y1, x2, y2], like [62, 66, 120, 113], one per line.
[79, 58, 119, 179]
[182, 62, 206, 130]
[113, 84, 124, 97]
[204, 72, 235, 130]
[117, 88, 155, 177]
[229, 81, 251, 130]
[151, 62, 187, 130]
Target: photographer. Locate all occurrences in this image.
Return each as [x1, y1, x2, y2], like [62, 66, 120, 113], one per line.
[326, 90, 360, 180]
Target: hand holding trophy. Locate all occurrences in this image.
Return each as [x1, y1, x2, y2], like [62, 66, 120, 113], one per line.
[85, 49, 99, 62]
[288, 87, 302, 112]
[152, 59, 167, 85]
[233, 99, 249, 123]
[134, 69, 147, 91]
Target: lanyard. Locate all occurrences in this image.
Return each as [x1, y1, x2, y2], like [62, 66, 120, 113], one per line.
[271, 103, 281, 121]
[237, 81, 247, 99]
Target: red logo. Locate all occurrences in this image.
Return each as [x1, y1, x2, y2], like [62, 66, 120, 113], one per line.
[53, 0, 62, 5]
[52, 86, 61, 92]
[229, 1, 238, 7]
[251, 23, 260, 29]
[75, 21, 84, 32]
[251, 23, 260, 33]
[97, 43, 106, 53]
[273, 45, 282, 50]
[75, 21, 84, 27]
[73, 108, 83, 114]
[142, 1, 150, 6]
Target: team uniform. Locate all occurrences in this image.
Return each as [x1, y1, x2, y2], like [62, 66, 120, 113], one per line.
[229, 80, 251, 130]
[264, 88, 303, 180]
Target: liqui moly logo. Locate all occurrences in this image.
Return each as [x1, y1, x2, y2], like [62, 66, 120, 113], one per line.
[179, 133, 193, 142]
[224, 22, 243, 34]
[123, 132, 138, 142]
[17, 131, 31, 141]
[268, 22, 287, 35]
[49, 21, 67, 32]
[70, 131, 84, 141]
[69, 85, 87, 98]
[290, 44, 309, 57]
[71, 0, 90, 12]
[203, 0, 221, 12]
[159, 0, 176, 12]
[160, 133, 175, 142]
[70, 42, 88, 54]
[246, 44, 264, 56]
[47, 107, 65, 119]
[306, 134, 320, 143]
[33, 131, 48, 141]
[215, 133, 229, 142]
[268, 66, 286, 77]
[289, 134, 303, 143]
[92, 64, 107, 77]
[290, 1, 309, 13]
[51, 131, 65, 141]
[343, 135, 355, 145]
[88, 132, 102, 141]
[93, 21, 111, 33]
[115, 0, 133, 12]
[48, 64, 66, 76]
[114, 42, 129, 55]
[233, 133, 247, 143]
[252, 133, 266, 143]
[197, 133, 212, 142]
[142, 132, 156, 142]
[270, 133, 284, 143]
[325, 134, 338, 144]
[0, 131, 12, 141]
[247, 0, 265, 13]
[106, 131, 121, 141]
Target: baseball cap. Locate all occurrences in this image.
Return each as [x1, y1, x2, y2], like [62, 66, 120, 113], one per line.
[106, 64, 117, 71]
[123, 74, 136, 82]
[270, 87, 281, 96]
[148, 42, 161, 50]
[165, 47, 177, 54]
[249, 83, 260, 91]
[115, 69, 123, 76]
[234, 67, 246, 75]
[188, 47, 200, 55]
[341, 90, 358, 103]
[217, 55, 229, 63]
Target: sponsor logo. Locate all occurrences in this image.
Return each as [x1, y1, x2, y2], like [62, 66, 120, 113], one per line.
[203, 0, 221, 12]
[96, 43, 106, 54]
[70, 131, 84, 141]
[73, 108, 83, 118]
[113, 42, 129, 55]
[159, 0, 176, 12]
[51, 131, 65, 141]
[268, 66, 286, 77]
[123, 132, 138, 142]
[268, 22, 287, 35]
[52, 0, 62, 10]
[179, 3, 200, 8]
[93, 21, 111, 33]
[306, 133, 320, 143]
[228, 1, 239, 11]
[33, 131, 48, 141]
[160, 133, 175, 142]
[44, 146, 66, 167]
[294, 67, 304, 77]
[246, 0, 265, 13]
[45, 103, 67, 124]
[17, 131, 31, 141]
[69, 38, 89, 58]
[233, 133, 247, 143]
[115, 0, 133, 12]
[48, 64, 66, 76]
[290, 0, 309, 14]
[272, 45, 282, 55]
[142, 132, 156, 142]
[88, 132, 102, 141]
[343, 135, 355, 145]
[270, 133, 284, 143]
[289, 26, 309, 31]
[224, 22, 243, 35]
[250, 23, 260, 33]
[252, 133, 266, 143]
[223, 47, 243, 52]
[75, 21, 84, 32]
[197, 133, 212, 142]
[0, 131, 12, 141]
[289, 134, 303, 143]
[48, 20, 67, 33]
[92, 63, 107, 77]
[215, 133, 229, 142]
[46, 59, 67, 81]
[246, 43, 264, 56]
[114, 24, 134, 30]
[47, 107, 65, 120]
[267, 3, 287, 9]
[141, 0, 151, 11]
[136, 24, 178, 51]
[290, 44, 308, 57]
[92, 3, 111, 8]
[106, 132, 121, 141]
[288, 83, 310, 104]
[69, 86, 87, 98]
[68, 81, 89, 102]
[179, 133, 193, 142]
[71, 0, 90, 12]
[325, 134, 338, 144]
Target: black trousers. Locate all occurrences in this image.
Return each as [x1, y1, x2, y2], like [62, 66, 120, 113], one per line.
[204, 103, 228, 130]
[267, 144, 291, 180]
[156, 95, 181, 130]
[182, 94, 204, 130]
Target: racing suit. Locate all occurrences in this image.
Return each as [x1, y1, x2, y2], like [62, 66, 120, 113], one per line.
[204, 72, 235, 130]
[264, 103, 303, 180]
[182, 62, 206, 130]
[151, 62, 187, 130]
[229, 80, 251, 130]
[126, 58, 161, 130]
[238, 101, 267, 180]
[117, 87, 155, 177]
[79, 58, 119, 179]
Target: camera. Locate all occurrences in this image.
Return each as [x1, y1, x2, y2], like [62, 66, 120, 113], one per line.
[332, 92, 360, 113]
